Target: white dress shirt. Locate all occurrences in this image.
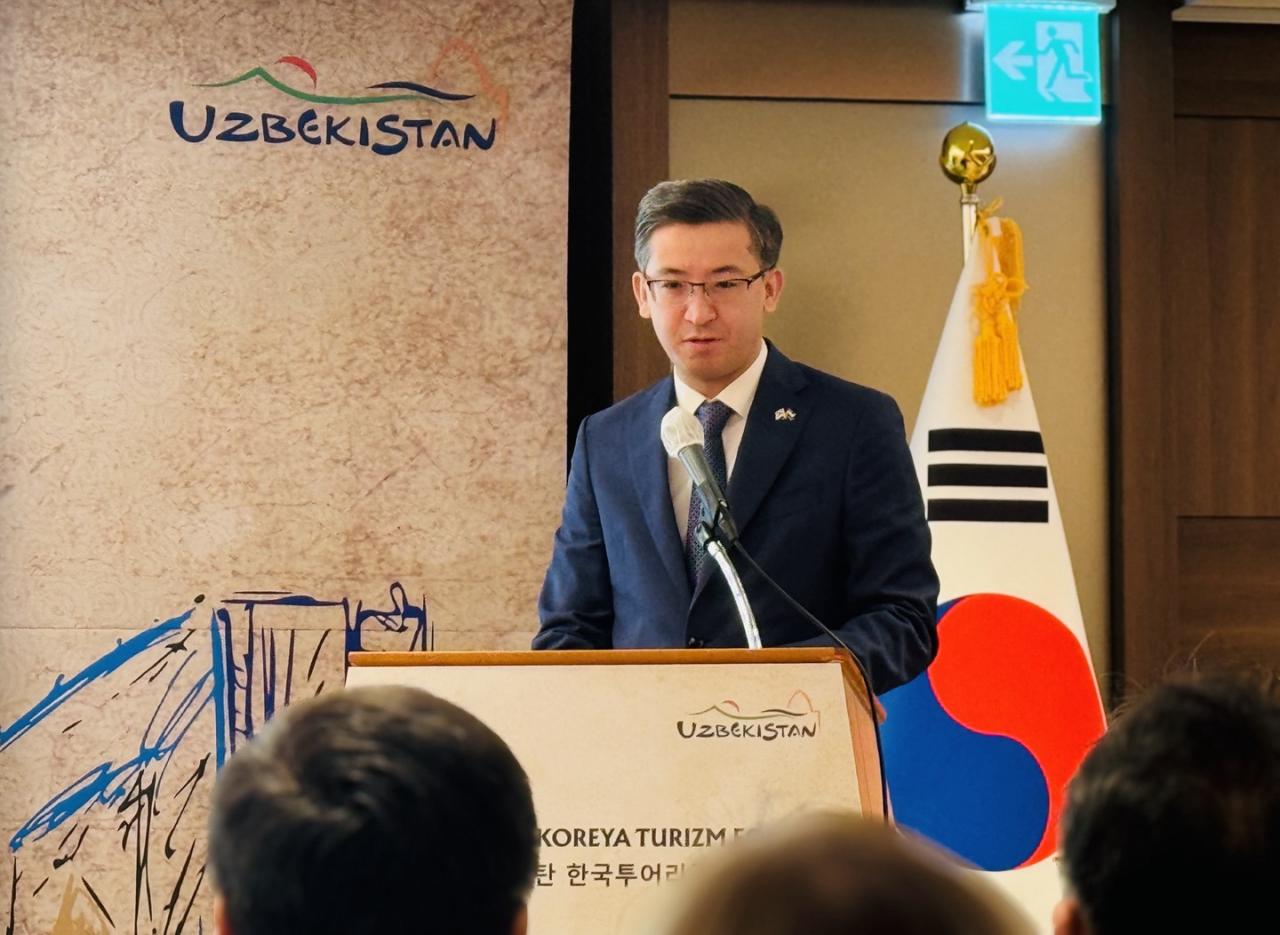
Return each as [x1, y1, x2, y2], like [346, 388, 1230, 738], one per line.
[668, 341, 769, 533]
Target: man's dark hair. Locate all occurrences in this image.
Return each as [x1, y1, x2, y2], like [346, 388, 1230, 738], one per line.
[208, 685, 538, 935]
[671, 812, 1027, 935]
[1059, 671, 1280, 934]
[634, 178, 783, 272]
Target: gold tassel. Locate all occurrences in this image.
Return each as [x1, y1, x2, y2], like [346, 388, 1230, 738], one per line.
[972, 215, 1027, 406]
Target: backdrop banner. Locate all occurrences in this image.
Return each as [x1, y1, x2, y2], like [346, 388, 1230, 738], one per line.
[0, 2, 570, 931]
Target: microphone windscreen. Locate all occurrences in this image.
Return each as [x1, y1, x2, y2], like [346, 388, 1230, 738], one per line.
[660, 406, 704, 457]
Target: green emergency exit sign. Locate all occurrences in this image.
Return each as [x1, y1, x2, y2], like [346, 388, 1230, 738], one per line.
[982, 3, 1104, 124]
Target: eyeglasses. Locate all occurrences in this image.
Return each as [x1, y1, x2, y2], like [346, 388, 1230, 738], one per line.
[643, 267, 774, 310]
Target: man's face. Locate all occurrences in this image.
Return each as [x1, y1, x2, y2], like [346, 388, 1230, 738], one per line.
[632, 220, 784, 399]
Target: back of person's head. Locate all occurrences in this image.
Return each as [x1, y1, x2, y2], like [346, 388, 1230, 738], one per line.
[208, 685, 538, 935]
[670, 812, 1031, 935]
[634, 178, 783, 271]
[1056, 670, 1280, 935]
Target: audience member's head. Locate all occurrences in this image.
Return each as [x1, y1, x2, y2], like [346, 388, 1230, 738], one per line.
[1056, 670, 1280, 935]
[669, 812, 1032, 935]
[208, 685, 538, 935]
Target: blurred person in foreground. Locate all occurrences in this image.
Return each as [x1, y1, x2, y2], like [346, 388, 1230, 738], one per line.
[669, 812, 1033, 935]
[207, 685, 539, 935]
[1055, 670, 1280, 935]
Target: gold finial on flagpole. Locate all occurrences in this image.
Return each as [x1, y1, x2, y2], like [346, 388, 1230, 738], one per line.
[940, 123, 996, 263]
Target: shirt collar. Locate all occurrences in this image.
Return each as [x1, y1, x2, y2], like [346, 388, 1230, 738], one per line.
[673, 340, 769, 419]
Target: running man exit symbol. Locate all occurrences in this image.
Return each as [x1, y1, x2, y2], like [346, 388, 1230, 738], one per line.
[984, 5, 1102, 124]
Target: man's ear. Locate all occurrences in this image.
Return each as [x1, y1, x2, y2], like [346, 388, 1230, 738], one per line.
[1052, 896, 1089, 935]
[510, 903, 529, 935]
[213, 895, 233, 935]
[762, 267, 785, 313]
[633, 271, 652, 319]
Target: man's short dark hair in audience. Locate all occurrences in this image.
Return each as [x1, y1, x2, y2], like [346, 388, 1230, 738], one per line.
[670, 812, 1031, 935]
[208, 685, 539, 935]
[1056, 671, 1280, 935]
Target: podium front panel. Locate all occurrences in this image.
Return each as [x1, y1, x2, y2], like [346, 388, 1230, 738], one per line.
[347, 656, 862, 934]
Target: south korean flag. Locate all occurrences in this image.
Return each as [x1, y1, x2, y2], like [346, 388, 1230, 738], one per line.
[880, 217, 1106, 932]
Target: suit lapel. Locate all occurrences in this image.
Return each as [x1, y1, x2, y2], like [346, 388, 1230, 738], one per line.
[727, 345, 811, 537]
[629, 378, 693, 603]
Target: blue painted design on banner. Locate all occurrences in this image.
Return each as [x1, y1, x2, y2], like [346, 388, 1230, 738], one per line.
[3, 584, 430, 935]
[0, 610, 194, 751]
[10, 654, 213, 850]
[210, 608, 229, 769]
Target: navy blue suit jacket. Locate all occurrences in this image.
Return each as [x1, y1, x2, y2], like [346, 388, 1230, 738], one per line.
[534, 344, 939, 694]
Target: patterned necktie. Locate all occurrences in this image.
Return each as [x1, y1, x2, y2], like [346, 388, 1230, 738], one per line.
[684, 400, 734, 587]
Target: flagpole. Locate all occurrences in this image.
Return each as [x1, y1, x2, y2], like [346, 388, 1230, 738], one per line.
[939, 123, 996, 263]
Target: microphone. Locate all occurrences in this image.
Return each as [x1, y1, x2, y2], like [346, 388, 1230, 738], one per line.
[661, 406, 759, 650]
[659, 407, 738, 544]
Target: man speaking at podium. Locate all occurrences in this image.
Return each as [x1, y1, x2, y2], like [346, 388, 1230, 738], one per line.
[533, 179, 938, 694]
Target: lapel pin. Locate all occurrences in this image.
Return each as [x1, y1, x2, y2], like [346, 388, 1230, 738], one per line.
[774, 408, 796, 421]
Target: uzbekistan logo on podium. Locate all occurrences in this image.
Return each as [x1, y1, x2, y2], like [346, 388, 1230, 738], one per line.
[677, 692, 821, 741]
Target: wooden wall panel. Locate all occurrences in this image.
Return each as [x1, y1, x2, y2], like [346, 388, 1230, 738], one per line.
[567, 0, 618, 443]
[566, 0, 671, 432]
[612, 0, 672, 401]
[1173, 117, 1280, 517]
[1109, 0, 1178, 698]
[1116, 15, 1280, 696]
[1177, 517, 1280, 669]
[1174, 23, 1280, 118]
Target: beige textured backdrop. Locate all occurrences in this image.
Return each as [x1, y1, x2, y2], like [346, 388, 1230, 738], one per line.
[0, 1, 570, 932]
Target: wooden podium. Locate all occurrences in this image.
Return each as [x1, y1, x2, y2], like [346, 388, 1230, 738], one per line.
[347, 647, 881, 935]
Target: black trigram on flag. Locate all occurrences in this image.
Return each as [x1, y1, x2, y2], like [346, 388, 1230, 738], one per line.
[926, 429, 1049, 523]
